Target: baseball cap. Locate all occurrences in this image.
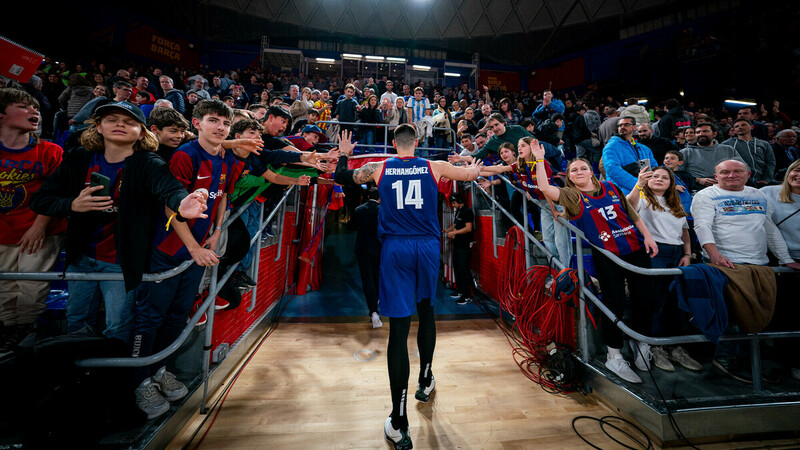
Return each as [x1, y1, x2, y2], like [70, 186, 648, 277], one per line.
[301, 124, 328, 143]
[93, 101, 147, 125]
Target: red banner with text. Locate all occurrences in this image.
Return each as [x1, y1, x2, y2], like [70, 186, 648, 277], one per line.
[479, 70, 521, 93]
[125, 24, 199, 67]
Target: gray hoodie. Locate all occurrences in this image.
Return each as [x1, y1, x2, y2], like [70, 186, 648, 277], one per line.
[680, 143, 738, 179]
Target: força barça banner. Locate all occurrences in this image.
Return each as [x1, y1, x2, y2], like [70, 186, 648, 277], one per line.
[125, 24, 199, 67]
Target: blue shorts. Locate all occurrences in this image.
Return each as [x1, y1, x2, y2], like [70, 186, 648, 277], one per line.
[379, 237, 440, 318]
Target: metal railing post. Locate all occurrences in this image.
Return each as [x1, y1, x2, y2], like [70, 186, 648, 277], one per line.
[247, 201, 265, 313]
[522, 194, 531, 268]
[200, 264, 219, 414]
[575, 235, 589, 362]
[293, 187, 301, 226]
[384, 124, 389, 154]
[274, 197, 287, 262]
[490, 183, 497, 259]
[751, 337, 763, 392]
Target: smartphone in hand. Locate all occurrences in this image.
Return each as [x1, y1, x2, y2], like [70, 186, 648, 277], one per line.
[637, 159, 651, 172]
[90, 172, 111, 197]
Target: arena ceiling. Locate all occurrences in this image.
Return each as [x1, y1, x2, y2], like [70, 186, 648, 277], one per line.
[206, 0, 672, 40]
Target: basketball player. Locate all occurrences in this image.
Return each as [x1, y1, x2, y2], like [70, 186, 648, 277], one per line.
[335, 125, 482, 449]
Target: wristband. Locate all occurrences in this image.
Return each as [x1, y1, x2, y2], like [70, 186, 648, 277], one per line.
[166, 213, 178, 231]
[334, 155, 357, 186]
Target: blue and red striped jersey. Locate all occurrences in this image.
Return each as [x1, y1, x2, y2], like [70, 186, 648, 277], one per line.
[570, 181, 644, 255]
[81, 152, 124, 263]
[509, 161, 554, 200]
[153, 140, 244, 259]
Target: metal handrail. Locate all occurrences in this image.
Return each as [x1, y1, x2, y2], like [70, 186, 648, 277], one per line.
[315, 120, 458, 155]
[74, 187, 295, 368]
[472, 177, 800, 392]
[494, 174, 796, 275]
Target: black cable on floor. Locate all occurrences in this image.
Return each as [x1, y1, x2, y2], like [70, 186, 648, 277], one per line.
[632, 342, 701, 450]
[571, 415, 652, 450]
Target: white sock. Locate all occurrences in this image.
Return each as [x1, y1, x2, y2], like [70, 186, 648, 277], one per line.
[607, 347, 622, 359]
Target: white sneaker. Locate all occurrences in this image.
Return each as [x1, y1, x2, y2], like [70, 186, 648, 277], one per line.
[605, 353, 642, 383]
[415, 376, 435, 402]
[384, 416, 412, 450]
[651, 346, 674, 372]
[371, 312, 383, 328]
[630, 340, 652, 371]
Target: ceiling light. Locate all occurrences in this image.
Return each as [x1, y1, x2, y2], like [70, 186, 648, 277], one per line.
[365, 55, 384, 61]
[724, 99, 757, 106]
[413, 65, 431, 70]
[342, 53, 362, 59]
[387, 57, 406, 62]
[316, 58, 335, 63]
[444, 72, 460, 77]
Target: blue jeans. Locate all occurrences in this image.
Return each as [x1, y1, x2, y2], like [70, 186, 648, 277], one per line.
[360, 128, 375, 153]
[66, 255, 134, 342]
[131, 249, 205, 383]
[237, 202, 262, 271]
[540, 204, 572, 265]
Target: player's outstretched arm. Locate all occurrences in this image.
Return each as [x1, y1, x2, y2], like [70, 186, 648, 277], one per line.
[431, 159, 484, 182]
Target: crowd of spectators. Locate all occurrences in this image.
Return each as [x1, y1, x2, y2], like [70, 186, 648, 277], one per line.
[2, 55, 800, 421]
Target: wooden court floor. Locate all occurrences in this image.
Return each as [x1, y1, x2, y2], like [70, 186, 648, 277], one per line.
[170, 319, 800, 449]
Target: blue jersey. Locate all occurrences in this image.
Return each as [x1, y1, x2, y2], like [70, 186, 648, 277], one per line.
[377, 157, 440, 240]
[570, 181, 644, 256]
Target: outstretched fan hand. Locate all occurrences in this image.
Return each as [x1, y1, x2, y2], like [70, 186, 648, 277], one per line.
[179, 189, 209, 219]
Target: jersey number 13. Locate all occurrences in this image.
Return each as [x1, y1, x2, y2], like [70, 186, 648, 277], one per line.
[391, 179, 424, 209]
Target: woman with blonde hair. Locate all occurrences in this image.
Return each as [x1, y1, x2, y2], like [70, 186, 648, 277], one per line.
[761, 159, 800, 380]
[31, 101, 208, 342]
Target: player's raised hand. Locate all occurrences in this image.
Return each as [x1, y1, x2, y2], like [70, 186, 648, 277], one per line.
[466, 159, 484, 180]
[338, 130, 357, 156]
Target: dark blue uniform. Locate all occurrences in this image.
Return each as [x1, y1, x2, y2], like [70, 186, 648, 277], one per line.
[377, 157, 440, 317]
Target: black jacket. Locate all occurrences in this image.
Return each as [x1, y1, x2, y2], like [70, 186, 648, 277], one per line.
[352, 200, 381, 256]
[30, 147, 189, 291]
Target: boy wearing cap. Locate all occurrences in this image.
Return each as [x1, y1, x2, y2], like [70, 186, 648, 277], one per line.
[31, 100, 208, 351]
[0, 88, 65, 356]
[129, 99, 244, 418]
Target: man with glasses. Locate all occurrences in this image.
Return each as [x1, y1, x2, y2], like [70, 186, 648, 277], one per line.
[69, 81, 134, 133]
[602, 116, 659, 193]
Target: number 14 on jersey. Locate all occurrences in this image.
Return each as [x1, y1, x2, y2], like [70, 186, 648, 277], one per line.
[391, 179, 424, 209]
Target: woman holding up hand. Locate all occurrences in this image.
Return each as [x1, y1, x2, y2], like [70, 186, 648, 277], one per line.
[533, 143, 659, 385]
